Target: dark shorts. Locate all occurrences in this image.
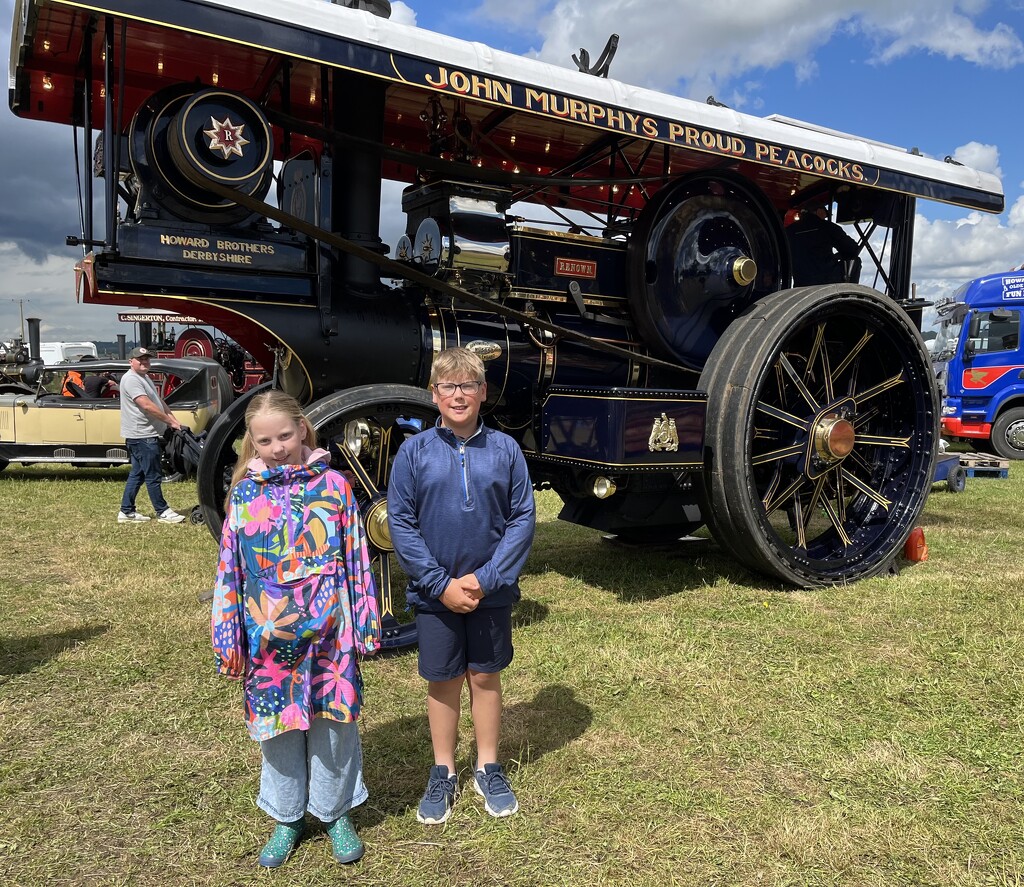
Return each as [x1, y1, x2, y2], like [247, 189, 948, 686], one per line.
[415, 606, 513, 682]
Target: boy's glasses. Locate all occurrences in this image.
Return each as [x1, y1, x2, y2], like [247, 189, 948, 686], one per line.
[433, 380, 483, 396]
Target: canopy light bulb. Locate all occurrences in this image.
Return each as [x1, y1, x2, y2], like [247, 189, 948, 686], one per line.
[42, 74, 53, 91]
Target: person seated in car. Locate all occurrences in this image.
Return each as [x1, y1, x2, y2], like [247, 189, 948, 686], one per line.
[786, 201, 862, 287]
[61, 367, 86, 398]
[83, 371, 119, 398]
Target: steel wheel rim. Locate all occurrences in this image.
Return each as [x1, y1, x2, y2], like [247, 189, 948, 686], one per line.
[746, 303, 934, 574]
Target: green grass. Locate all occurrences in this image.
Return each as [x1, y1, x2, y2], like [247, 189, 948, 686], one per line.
[1, 464, 1022, 886]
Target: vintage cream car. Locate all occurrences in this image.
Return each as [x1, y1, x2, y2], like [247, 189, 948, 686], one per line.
[0, 357, 232, 471]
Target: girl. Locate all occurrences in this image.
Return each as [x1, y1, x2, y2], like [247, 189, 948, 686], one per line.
[211, 390, 380, 868]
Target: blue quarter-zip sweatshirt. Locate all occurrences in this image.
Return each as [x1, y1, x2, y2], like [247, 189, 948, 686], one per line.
[388, 420, 536, 612]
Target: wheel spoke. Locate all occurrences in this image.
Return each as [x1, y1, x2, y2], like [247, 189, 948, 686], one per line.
[853, 406, 880, 428]
[805, 322, 836, 403]
[376, 552, 395, 620]
[804, 323, 825, 388]
[818, 334, 835, 404]
[803, 475, 828, 530]
[375, 425, 393, 490]
[856, 433, 911, 449]
[846, 448, 875, 477]
[831, 329, 873, 383]
[840, 466, 892, 511]
[819, 494, 852, 548]
[853, 370, 905, 406]
[835, 470, 847, 524]
[764, 474, 807, 515]
[778, 353, 819, 411]
[756, 401, 809, 430]
[751, 442, 804, 466]
[792, 493, 807, 551]
[336, 438, 380, 498]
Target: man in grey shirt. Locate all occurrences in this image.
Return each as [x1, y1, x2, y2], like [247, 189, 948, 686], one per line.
[118, 346, 185, 523]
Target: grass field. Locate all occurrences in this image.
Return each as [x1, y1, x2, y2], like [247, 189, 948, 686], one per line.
[1, 463, 1022, 886]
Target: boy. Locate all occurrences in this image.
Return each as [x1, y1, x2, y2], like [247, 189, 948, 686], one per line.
[389, 347, 536, 824]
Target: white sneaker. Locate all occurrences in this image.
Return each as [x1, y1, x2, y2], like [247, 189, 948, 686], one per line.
[118, 511, 151, 523]
[158, 508, 186, 524]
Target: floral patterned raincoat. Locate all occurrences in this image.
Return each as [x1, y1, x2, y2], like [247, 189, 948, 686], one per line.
[212, 448, 380, 741]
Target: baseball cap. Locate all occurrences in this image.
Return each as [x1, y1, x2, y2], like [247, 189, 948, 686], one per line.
[129, 346, 154, 359]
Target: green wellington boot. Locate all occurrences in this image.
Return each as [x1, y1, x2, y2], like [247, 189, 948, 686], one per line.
[327, 814, 365, 864]
[257, 819, 304, 868]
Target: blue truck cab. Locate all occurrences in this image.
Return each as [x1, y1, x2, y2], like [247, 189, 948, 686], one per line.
[928, 270, 1024, 459]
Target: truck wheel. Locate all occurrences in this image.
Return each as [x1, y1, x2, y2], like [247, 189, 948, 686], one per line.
[699, 284, 939, 587]
[989, 407, 1024, 460]
[305, 385, 438, 651]
[946, 465, 967, 493]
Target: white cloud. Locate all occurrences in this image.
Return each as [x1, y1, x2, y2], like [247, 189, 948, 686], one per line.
[868, 12, 1023, 68]
[951, 141, 1003, 181]
[388, 1, 417, 26]
[514, 0, 1023, 101]
[912, 195, 1024, 293]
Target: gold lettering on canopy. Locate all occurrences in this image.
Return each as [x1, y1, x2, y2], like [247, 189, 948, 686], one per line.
[415, 62, 872, 186]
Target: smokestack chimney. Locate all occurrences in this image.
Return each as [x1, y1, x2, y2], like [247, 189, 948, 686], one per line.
[26, 317, 41, 360]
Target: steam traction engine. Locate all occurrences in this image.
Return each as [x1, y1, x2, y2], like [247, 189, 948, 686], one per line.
[9, 0, 1004, 647]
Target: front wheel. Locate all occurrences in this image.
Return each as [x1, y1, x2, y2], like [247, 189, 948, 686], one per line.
[305, 385, 438, 650]
[700, 284, 939, 587]
[989, 407, 1024, 460]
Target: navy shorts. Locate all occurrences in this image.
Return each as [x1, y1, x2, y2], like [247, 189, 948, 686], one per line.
[416, 606, 513, 681]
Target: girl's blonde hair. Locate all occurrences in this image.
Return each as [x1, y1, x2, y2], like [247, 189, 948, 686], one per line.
[224, 390, 318, 509]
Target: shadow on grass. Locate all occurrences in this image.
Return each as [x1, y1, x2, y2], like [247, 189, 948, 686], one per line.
[917, 510, 961, 527]
[525, 519, 777, 600]
[1, 466, 129, 483]
[512, 598, 549, 629]
[358, 683, 591, 826]
[0, 623, 109, 679]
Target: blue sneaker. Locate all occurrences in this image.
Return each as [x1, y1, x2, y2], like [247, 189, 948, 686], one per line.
[473, 763, 519, 817]
[416, 765, 458, 824]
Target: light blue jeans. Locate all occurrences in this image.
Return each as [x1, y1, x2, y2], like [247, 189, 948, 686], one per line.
[258, 718, 368, 823]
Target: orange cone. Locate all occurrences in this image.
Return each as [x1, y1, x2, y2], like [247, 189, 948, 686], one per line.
[904, 526, 928, 562]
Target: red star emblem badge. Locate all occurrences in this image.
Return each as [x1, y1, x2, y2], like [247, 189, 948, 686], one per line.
[203, 116, 250, 159]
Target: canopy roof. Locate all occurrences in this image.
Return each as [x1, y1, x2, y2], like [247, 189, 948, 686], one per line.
[9, 0, 1004, 217]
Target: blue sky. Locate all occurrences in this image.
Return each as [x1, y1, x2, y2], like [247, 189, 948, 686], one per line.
[2, 0, 1024, 341]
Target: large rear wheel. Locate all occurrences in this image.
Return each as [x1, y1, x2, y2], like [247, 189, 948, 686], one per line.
[305, 385, 437, 650]
[699, 284, 938, 586]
